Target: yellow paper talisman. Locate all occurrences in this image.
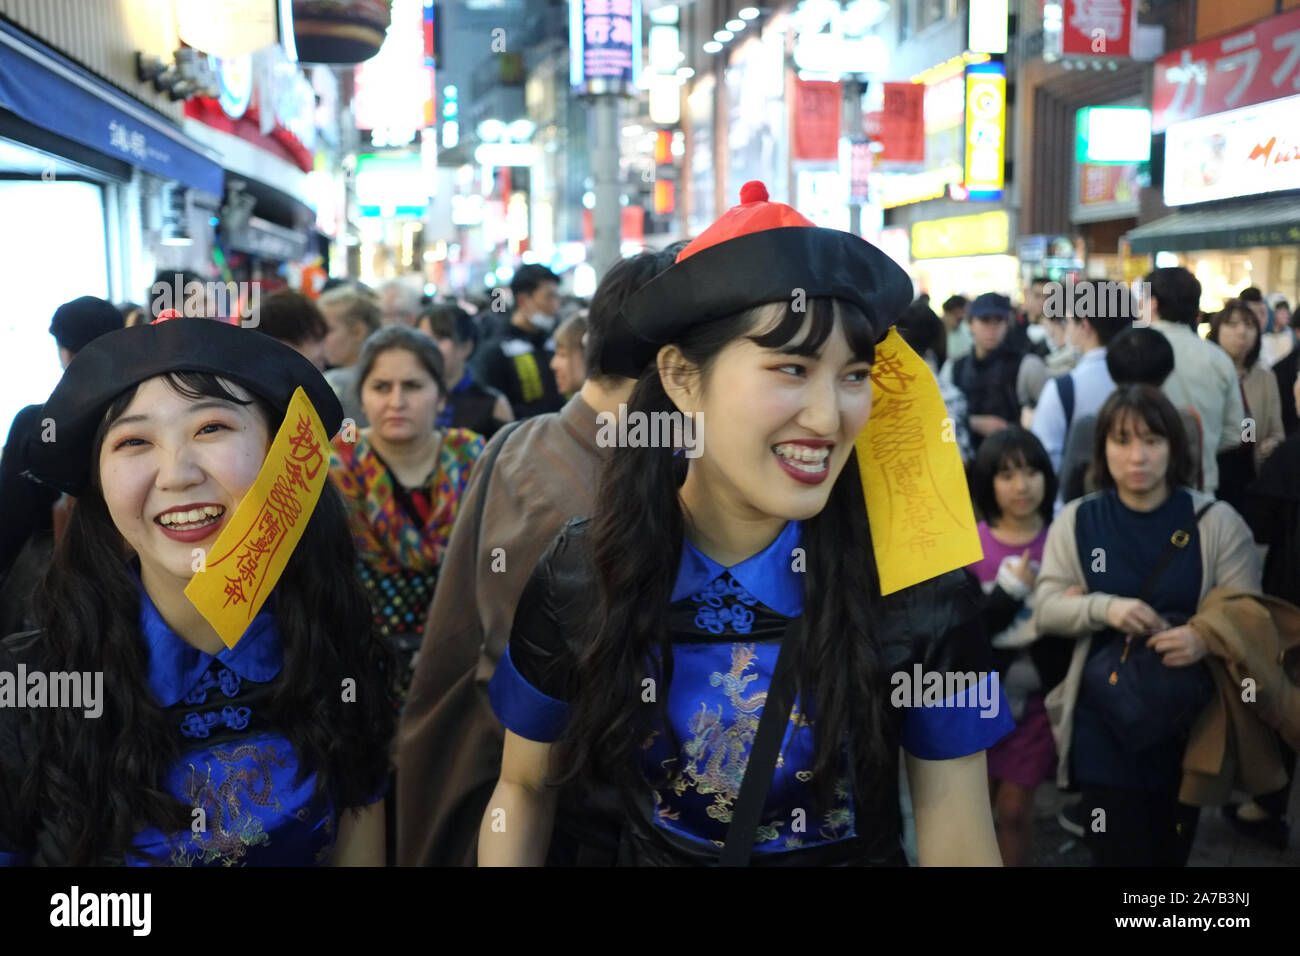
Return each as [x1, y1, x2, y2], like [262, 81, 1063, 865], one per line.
[184, 387, 331, 648]
[856, 328, 983, 595]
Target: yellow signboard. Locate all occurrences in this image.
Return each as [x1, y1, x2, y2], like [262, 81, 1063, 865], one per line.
[963, 62, 1006, 199]
[858, 329, 982, 596]
[910, 210, 1009, 259]
[185, 387, 331, 649]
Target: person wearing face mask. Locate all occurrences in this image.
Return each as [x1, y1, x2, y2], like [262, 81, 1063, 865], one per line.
[329, 327, 485, 704]
[0, 317, 394, 866]
[479, 182, 1012, 867]
[475, 265, 565, 419]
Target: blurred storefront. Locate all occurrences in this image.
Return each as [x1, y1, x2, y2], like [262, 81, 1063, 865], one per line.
[1014, 0, 1166, 293]
[0, 4, 226, 443]
[1126, 7, 1300, 309]
[909, 209, 1018, 307]
[871, 8, 1017, 302]
[183, 43, 334, 288]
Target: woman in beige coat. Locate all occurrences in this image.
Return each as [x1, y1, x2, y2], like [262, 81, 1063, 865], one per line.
[1031, 384, 1260, 866]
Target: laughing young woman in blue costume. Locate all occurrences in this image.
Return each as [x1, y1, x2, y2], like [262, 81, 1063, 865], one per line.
[479, 183, 1014, 866]
[0, 318, 394, 866]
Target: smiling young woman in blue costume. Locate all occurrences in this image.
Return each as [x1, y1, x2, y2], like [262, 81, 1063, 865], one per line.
[0, 318, 394, 866]
[479, 183, 1014, 866]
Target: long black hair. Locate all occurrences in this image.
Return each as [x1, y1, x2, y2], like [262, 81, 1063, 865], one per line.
[15, 372, 395, 865]
[553, 297, 893, 814]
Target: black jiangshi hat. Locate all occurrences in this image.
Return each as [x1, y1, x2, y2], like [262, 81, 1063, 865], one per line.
[606, 181, 915, 378]
[24, 317, 344, 496]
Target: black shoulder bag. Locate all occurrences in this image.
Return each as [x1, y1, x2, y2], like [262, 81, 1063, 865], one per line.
[1079, 500, 1217, 753]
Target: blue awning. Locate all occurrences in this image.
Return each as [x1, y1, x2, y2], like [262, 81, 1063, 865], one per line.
[0, 21, 224, 195]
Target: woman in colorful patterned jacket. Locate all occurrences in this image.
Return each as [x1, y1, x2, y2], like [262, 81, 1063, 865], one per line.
[330, 326, 485, 704]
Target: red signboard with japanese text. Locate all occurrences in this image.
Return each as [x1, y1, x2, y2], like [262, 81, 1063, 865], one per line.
[792, 79, 841, 162]
[1152, 6, 1300, 132]
[863, 82, 925, 163]
[1062, 0, 1134, 58]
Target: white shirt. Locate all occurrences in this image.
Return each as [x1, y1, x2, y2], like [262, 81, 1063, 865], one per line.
[1152, 318, 1245, 495]
[1031, 347, 1114, 478]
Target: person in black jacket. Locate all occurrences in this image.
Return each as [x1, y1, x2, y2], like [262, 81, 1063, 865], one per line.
[418, 303, 514, 439]
[475, 265, 565, 419]
[944, 293, 1047, 454]
[1231, 373, 1300, 849]
[0, 297, 122, 605]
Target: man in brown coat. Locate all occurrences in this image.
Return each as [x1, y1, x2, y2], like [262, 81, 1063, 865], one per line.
[396, 248, 681, 865]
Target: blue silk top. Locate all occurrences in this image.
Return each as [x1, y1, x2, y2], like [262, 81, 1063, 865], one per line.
[0, 580, 383, 867]
[491, 520, 1012, 857]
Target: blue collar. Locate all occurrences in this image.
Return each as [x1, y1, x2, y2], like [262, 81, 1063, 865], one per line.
[137, 576, 284, 707]
[451, 372, 475, 395]
[670, 520, 803, 617]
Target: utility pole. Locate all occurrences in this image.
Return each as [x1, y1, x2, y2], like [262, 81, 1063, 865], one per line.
[572, 0, 641, 284]
[590, 94, 622, 283]
[843, 76, 865, 237]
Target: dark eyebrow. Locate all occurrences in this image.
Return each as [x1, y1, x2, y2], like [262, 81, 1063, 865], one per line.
[108, 399, 243, 429]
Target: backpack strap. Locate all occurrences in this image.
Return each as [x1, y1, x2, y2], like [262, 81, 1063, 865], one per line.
[720, 616, 801, 867]
[1054, 374, 1075, 431]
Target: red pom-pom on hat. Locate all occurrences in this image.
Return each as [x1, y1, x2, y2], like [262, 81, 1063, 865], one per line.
[675, 180, 815, 263]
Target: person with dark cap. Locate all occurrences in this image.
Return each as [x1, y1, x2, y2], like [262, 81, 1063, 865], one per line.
[0, 296, 123, 619]
[942, 292, 1047, 453]
[0, 317, 394, 865]
[478, 181, 1011, 866]
[475, 264, 565, 419]
[396, 246, 684, 866]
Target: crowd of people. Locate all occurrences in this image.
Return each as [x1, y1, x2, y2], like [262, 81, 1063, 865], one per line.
[0, 184, 1297, 868]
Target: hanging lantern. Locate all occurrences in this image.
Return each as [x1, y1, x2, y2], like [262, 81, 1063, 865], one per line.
[293, 0, 392, 64]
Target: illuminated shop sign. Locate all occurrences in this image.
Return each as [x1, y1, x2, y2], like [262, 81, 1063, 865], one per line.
[911, 210, 1009, 259]
[963, 60, 1005, 201]
[570, 0, 642, 92]
[1075, 106, 1150, 164]
[1164, 93, 1300, 206]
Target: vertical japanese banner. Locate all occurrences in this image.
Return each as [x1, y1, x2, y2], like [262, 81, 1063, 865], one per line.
[849, 139, 874, 203]
[879, 82, 925, 163]
[792, 78, 841, 161]
[570, 0, 642, 92]
[1062, 0, 1134, 57]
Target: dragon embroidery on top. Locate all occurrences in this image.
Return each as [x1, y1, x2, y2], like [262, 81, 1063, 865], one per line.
[170, 743, 291, 866]
[678, 644, 774, 832]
